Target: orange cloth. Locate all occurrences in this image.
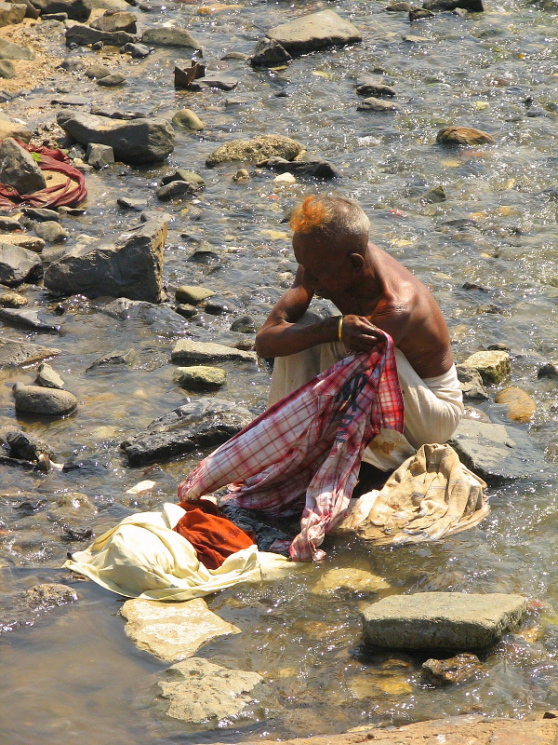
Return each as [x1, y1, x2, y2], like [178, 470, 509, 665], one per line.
[174, 499, 256, 569]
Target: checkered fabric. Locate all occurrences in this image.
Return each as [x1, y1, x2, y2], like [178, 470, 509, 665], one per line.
[177, 332, 404, 561]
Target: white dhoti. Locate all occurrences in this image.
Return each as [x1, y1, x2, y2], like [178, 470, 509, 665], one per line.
[268, 312, 464, 472]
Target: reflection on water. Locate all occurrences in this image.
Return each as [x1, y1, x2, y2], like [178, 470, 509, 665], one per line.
[2, 0, 558, 740]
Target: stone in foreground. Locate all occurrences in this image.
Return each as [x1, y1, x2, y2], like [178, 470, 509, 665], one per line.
[57, 111, 175, 165]
[361, 592, 527, 651]
[121, 598, 240, 663]
[120, 398, 252, 465]
[266, 10, 362, 55]
[450, 418, 548, 484]
[43, 218, 167, 302]
[462, 350, 510, 384]
[13, 383, 77, 417]
[206, 135, 303, 167]
[159, 657, 263, 724]
[171, 340, 256, 364]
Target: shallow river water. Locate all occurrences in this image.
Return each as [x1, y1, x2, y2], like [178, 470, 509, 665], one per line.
[2, 0, 558, 741]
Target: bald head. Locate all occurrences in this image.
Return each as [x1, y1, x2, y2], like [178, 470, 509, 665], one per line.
[290, 195, 370, 255]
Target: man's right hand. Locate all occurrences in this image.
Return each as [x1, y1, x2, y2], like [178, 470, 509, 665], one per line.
[340, 315, 384, 353]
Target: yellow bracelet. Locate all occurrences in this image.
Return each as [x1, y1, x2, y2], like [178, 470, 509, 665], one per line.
[337, 315, 344, 343]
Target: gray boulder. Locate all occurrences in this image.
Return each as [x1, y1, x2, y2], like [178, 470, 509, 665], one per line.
[43, 218, 167, 302]
[0, 336, 60, 368]
[64, 21, 135, 46]
[0, 138, 47, 195]
[171, 339, 256, 364]
[266, 10, 362, 55]
[120, 398, 252, 465]
[250, 38, 292, 67]
[0, 38, 34, 60]
[0, 3, 26, 27]
[206, 134, 303, 167]
[13, 382, 77, 416]
[361, 592, 528, 651]
[57, 111, 175, 164]
[31, 0, 91, 19]
[450, 419, 549, 484]
[142, 25, 201, 49]
[90, 10, 136, 32]
[0, 243, 42, 286]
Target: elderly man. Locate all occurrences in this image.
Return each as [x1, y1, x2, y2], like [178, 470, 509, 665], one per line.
[255, 194, 463, 471]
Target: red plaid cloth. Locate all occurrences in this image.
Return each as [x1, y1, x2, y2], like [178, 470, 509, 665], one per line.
[177, 333, 404, 561]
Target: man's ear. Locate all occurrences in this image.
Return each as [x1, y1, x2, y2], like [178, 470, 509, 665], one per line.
[349, 252, 365, 273]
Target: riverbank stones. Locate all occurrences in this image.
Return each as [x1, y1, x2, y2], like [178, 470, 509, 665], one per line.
[158, 657, 263, 724]
[266, 10, 362, 55]
[361, 593, 527, 651]
[462, 350, 511, 384]
[437, 126, 495, 145]
[173, 366, 226, 391]
[13, 383, 77, 416]
[120, 597, 240, 663]
[171, 340, 256, 364]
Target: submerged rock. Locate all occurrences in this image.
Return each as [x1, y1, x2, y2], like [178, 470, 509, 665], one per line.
[494, 386, 536, 423]
[158, 657, 263, 724]
[266, 10, 362, 55]
[206, 135, 303, 167]
[462, 350, 510, 385]
[422, 653, 482, 686]
[120, 398, 252, 465]
[25, 583, 78, 608]
[87, 348, 135, 369]
[0, 243, 42, 287]
[361, 592, 527, 651]
[437, 126, 495, 145]
[0, 308, 61, 332]
[43, 218, 167, 302]
[311, 568, 390, 596]
[173, 365, 226, 391]
[171, 339, 256, 364]
[57, 111, 175, 164]
[120, 598, 240, 663]
[0, 337, 60, 368]
[34, 221, 69, 243]
[13, 383, 77, 416]
[0, 138, 46, 195]
[424, 0, 483, 10]
[357, 97, 399, 112]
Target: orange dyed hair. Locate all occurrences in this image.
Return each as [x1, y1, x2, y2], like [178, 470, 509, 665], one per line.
[289, 196, 333, 234]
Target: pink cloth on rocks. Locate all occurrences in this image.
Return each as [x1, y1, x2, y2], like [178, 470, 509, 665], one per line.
[177, 333, 404, 561]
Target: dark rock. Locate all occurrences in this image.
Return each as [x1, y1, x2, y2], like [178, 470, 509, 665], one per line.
[3, 429, 56, 461]
[86, 348, 135, 370]
[171, 339, 256, 364]
[0, 59, 15, 78]
[437, 126, 495, 145]
[120, 41, 150, 57]
[36, 361, 65, 389]
[25, 583, 78, 608]
[0, 243, 42, 286]
[409, 7, 435, 19]
[0, 3, 27, 27]
[43, 218, 167, 302]
[538, 363, 558, 380]
[22, 207, 60, 222]
[175, 303, 197, 319]
[61, 525, 93, 542]
[0, 307, 61, 332]
[120, 399, 253, 465]
[142, 25, 201, 49]
[357, 97, 399, 112]
[250, 38, 292, 68]
[0, 216, 22, 231]
[156, 180, 199, 201]
[206, 135, 303, 167]
[84, 63, 111, 79]
[30, 0, 91, 19]
[356, 80, 396, 97]
[0, 138, 46, 194]
[422, 654, 483, 685]
[0, 336, 60, 368]
[13, 382, 77, 416]
[262, 156, 340, 180]
[56, 111, 175, 164]
[423, 185, 446, 203]
[97, 73, 126, 87]
[456, 364, 489, 402]
[64, 21, 136, 47]
[230, 315, 256, 333]
[160, 169, 204, 187]
[449, 419, 549, 484]
[34, 221, 69, 243]
[361, 593, 528, 651]
[0, 39, 34, 60]
[266, 10, 362, 55]
[189, 245, 220, 263]
[86, 142, 115, 169]
[90, 10, 137, 33]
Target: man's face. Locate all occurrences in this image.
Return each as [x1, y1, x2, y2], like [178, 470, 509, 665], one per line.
[293, 233, 355, 299]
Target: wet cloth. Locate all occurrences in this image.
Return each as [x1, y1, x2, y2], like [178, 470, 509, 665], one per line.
[177, 332, 404, 562]
[0, 141, 87, 210]
[268, 311, 464, 472]
[335, 443, 489, 543]
[63, 503, 293, 601]
[174, 499, 256, 569]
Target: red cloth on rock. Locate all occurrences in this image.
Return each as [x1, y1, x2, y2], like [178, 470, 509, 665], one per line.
[177, 333, 404, 562]
[173, 499, 255, 569]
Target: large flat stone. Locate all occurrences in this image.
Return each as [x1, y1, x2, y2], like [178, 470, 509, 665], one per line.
[159, 657, 263, 724]
[450, 418, 548, 484]
[120, 398, 253, 465]
[43, 218, 167, 302]
[266, 10, 362, 55]
[171, 339, 256, 364]
[361, 592, 527, 651]
[120, 598, 240, 663]
[64, 21, 136, 47]
[0, 336, 60, 368]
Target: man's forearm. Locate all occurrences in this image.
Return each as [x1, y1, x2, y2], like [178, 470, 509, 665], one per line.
[255, 316, 340, 358]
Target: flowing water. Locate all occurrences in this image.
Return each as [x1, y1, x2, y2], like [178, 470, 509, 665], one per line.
[2, 0, 558, 741]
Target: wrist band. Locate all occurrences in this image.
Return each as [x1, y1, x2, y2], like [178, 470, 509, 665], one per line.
[337, 315, 344, 343]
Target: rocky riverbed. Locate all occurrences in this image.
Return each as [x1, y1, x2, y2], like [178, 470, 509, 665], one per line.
[2, 0, 558, 742]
